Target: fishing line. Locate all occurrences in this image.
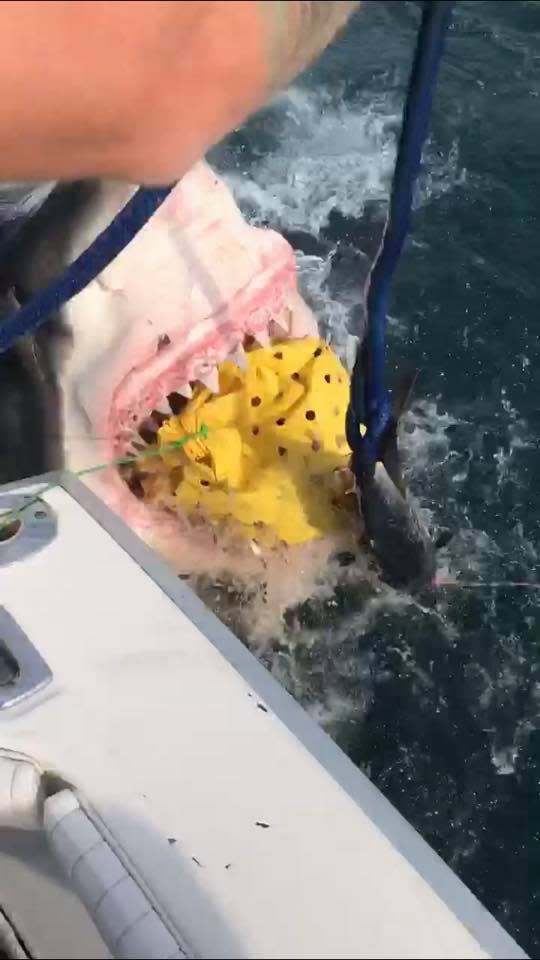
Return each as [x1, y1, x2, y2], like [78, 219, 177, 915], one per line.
[0, 425, 209, 531]
[435, 577, 540, 591]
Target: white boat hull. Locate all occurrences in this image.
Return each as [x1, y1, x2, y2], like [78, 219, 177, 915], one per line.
[0, 473, 528, 959]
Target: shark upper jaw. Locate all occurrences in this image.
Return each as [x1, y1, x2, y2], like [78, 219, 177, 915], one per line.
[55, 161, 317, 524]
[108, 258, 310, 463]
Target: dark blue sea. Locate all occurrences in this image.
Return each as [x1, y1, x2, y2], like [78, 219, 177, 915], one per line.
[210, 2, 540, 954]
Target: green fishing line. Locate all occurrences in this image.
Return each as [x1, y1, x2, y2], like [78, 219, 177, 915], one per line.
[0, 424, 210, 531]
[76, 424, 209, 477]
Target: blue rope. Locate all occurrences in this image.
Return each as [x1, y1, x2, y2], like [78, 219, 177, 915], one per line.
[0, 183, 175, 353]
[347, 0, 454, 465]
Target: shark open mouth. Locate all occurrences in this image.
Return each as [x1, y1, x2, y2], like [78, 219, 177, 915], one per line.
[104, 234, 323, 542]
[112, 329, 287, 512]
[116, 330, 360, 549]
[54, 161, 362, 612]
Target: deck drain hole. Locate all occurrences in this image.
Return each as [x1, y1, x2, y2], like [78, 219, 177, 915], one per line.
[0, 518, 21, 543]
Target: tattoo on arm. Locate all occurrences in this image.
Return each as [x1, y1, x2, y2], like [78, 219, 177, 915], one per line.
[260, 1, 360, 90]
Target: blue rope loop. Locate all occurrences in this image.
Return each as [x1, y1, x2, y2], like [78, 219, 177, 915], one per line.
[347, 0, 454, 468]
[0, 183, 176, 353]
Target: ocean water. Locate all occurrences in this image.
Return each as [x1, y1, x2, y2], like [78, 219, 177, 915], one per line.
[210, 1, 540, 954]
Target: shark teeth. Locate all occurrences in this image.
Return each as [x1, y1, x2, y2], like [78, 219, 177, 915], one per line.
[270, 311, 291, 339]
[123, 441, 142, 458]
[176, 382, 193, 399]
[152, 402, 171, 417]
[228, 343, 247, 370]
[196, 364, 220, 394]
[250, 327, 271, 348]
[150, 409, 169, 427]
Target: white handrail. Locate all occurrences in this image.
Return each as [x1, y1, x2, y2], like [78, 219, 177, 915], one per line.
[0, 753, 189, 960]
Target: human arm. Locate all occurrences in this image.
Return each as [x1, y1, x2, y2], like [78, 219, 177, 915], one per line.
[0, 0, 359, 183]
